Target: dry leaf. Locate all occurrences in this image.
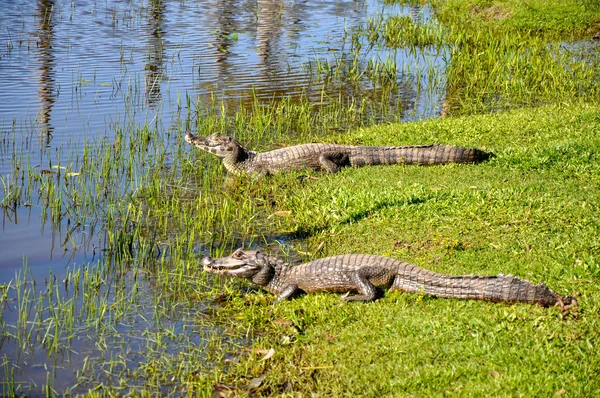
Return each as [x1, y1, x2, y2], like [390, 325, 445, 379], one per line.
[260, 348, 275, 361]
[314, 241, 325, 254]
[273, 210, 293, 217]
[248, 374, 265, 389]
[272, 318, 294, 327]
[211, 384, 233, 398]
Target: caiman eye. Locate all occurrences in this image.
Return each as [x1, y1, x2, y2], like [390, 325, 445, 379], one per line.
[232, 250, 244, 259]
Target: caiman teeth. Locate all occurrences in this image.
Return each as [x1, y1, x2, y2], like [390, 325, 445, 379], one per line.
[201, 256, 249, 274]
[201, 256, 213, 266]
[203, 263, 221, 273]
[202, 261, 228, 274]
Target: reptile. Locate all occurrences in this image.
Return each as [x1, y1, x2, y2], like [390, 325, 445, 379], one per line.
[202, 249, 576, 310]
[185, 132, 492, 176]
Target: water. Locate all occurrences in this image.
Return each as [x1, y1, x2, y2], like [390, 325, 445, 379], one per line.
[0, 0, 446, 393]
[0, 0, 445, 276]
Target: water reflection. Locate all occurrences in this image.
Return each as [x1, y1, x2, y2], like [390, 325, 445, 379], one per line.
[36, 0, 56, 145]
[1, 0, 444, 152]
[145, 0, 165, 106]
[211, 0, 237, 74]
[408, 3, 423, 22]
[256, 0, 283, 67]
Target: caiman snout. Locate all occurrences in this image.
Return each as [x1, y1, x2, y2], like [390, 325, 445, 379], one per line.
[184, 132, 206, 146]
[184, 131, 194, 143]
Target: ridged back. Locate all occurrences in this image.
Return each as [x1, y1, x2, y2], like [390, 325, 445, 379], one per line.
[286, 254, 559, 306]
[349, 145, 490, 166]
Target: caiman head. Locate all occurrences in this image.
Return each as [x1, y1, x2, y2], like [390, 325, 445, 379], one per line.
[202, 249, 277, 286]
[184, 132, 245, 158]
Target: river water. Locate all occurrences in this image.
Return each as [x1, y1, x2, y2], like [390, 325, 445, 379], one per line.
[0, 0, 446, 394]
[0, 0, 445, 278]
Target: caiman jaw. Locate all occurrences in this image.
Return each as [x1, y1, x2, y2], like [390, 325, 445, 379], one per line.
[184, 132, 231, 157]
[201, 256, 258, 276]
[185, 133, 212, 151]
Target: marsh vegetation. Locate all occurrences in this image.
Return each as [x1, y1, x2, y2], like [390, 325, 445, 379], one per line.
[0, 0, 599, 395]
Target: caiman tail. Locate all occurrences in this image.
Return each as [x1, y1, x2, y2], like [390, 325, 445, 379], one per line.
[393, 272, 573, 307]
[355, 145, 492, 166]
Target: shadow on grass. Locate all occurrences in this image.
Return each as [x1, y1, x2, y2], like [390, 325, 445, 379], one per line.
[268, 194, 430, 244]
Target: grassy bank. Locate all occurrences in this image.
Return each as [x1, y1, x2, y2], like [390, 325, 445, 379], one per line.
[195, 102, 600, 396]
[434, 0, 600, 38]
[2, 0, 600, 395]
[431, 0, 600, 116]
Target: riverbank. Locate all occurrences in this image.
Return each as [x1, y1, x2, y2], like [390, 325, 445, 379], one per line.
[188, 5, 600, 394]
[183, 102, 600, 396]
[2, 0, 599, 395]
[435, 0, 600, 38]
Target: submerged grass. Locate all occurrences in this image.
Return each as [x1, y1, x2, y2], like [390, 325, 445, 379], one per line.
[342, 0, 600, 117]
[432, 0, 600, 115]
[367, 14, 445, 49]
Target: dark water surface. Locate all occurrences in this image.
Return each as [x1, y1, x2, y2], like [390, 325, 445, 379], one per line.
[0, 0, 445, 393]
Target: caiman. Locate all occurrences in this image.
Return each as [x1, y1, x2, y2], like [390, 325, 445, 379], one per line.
[202, 249, 576, 310]
[185, 132, 492, 176]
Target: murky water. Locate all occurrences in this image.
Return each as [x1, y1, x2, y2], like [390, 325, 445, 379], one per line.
[0, 0, 446, 393]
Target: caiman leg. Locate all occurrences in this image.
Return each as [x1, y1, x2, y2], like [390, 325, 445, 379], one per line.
[319, 152, 350, 173]
[343, 267, 394, 302]
[275, 284, 299, 303]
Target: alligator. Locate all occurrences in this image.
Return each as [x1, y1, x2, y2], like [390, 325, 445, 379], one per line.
[185, 132, 492, 176]
[202, 249, 576, 311]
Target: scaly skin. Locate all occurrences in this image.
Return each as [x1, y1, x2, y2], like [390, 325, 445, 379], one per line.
[202, 249, 576, 310]
[185, 132, 492, 176]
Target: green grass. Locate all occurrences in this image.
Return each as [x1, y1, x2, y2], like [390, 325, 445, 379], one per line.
[183, 102, 600, 396]
[432, 0, 600, 115]
[434, 0, 600, 38]
[2, 1, 600, 395]
[356, 0, 600, 116]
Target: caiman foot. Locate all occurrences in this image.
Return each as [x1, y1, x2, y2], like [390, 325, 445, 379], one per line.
[558, 295, 578, 317]
[340, 291, 377, 302]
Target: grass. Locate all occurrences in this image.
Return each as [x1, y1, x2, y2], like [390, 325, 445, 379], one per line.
[434, 0, 600, 38]
[366, 14, 445, 49]
[187, 102, 600, 396]
[1, 0, 600, 395]
[432, 0, 600, 116]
